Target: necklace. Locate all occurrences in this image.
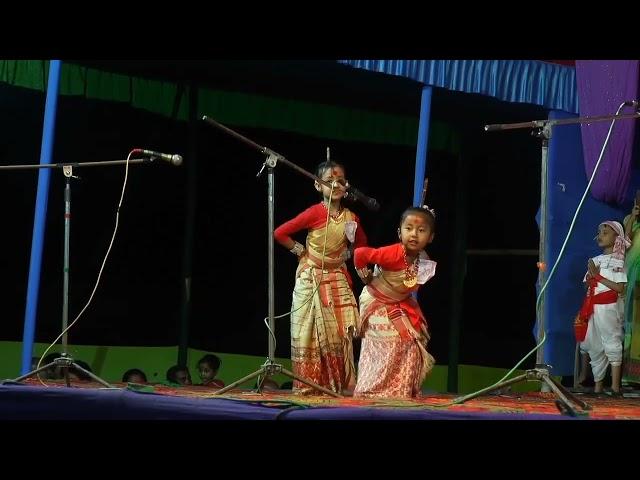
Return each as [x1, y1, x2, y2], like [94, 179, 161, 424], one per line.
[403, 246, 419, 288]
[321, 202, 343, 221]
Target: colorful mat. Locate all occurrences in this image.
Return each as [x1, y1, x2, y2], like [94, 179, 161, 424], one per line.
[24, 379, 640, 419]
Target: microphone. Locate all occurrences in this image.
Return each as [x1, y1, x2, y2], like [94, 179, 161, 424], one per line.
[623, 100, 639, 107]
[344, 185, 380, 211]
[133, 148, 183, 166]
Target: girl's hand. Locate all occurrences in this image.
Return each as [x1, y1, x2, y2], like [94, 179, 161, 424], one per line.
[356, 267, 372, 284]
[587, 259, 600, 277]
[289, 242, 305, 257]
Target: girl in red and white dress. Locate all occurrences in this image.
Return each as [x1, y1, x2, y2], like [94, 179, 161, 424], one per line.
[353, 206, 437, 398]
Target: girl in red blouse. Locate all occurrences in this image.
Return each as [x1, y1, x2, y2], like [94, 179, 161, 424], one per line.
[274, 160, 368, 395]
[353, 206, 437, 398]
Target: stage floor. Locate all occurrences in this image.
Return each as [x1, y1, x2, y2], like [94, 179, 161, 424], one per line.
[1, 379, 639, 420]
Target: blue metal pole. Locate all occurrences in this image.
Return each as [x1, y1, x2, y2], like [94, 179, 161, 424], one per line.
[20, 60, 62, 374]
[413, 85, 432, 206]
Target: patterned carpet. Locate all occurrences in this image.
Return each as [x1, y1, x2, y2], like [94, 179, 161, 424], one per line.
[25, 379, 640, 419]
[176, 388, 640, 419]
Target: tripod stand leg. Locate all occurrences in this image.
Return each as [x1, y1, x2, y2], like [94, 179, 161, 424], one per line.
[71, 363, 115, 388]
[280, 367, 342, 398]
[213, 368, 266, 395]
[543, 374, 591, 411]
[541, 375, 586, 416]
[6, 359, 116, 389]
[214, 364, 343, 398]
[452, 373, 528, 404]
[544, 380, 579, 417]
[6, 362, 57, 383]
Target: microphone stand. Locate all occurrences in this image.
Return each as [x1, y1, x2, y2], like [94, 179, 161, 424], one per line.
[5, 157, 164, 389]
[452, 105, 640, 416]
[202, 115, 349, 397]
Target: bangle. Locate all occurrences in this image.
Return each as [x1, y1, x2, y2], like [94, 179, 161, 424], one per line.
[289, 242, 305, 256]
[356, 267, 371, 279]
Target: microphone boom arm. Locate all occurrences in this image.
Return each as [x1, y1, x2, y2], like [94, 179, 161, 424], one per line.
[0, 158, 156, 171]
[202, 115, 334, 189]
[485, 109, 640, 132]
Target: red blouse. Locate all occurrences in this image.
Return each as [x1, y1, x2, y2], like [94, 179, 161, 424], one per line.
[354, 243, 406, 270]
[274, 203, 367, 248]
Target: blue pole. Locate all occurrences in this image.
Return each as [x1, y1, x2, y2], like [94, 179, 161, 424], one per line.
[412, 86, 433, 304]
[20, 60, 62, 374]
[413, 86, 432, 206]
